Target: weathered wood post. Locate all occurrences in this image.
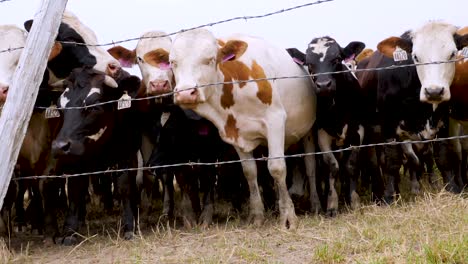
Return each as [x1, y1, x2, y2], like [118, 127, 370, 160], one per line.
[0, 0, 68, 209]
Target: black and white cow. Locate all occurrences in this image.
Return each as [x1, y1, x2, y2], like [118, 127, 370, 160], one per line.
[51, 67, 141, 245]
[287, 36, 365, 216]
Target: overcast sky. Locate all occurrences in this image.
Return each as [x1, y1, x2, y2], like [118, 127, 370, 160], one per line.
[1, 0, 466, 76]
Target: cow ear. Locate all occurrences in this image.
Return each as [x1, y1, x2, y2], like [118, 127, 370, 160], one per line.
[355, 48, 374, 63]
[107, 46, 136, 68]
[454, 34, 468, 50]
[48, 42, 62, 61]
[343, 41, 365, 61]
[217, 40, 248, 63]
[24, 20, 33, 32]
[377, 36, 413, 59]
[286, 48, 305, 65]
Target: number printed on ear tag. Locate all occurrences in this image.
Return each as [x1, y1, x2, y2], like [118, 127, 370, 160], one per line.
[393, 47, 408, 62]
[45, 104, 60, 119]
[117, 92, 131, 110]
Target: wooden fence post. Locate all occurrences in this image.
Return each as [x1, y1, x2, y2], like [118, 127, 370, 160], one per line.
[0, 0, 68, 209]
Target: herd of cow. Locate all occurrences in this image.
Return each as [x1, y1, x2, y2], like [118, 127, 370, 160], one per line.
[0, 11, 467, 246]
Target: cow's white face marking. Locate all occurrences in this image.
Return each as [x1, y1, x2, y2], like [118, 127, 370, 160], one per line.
[170, 29, 218, 103]
[61, 11, 120, 73]
[0, 25, 27, 94]
[160, 112, 171, 127]
[136, 31, 174, 93]
[86, 126, 107, 141]
[59, 88, 70, 107]
[411, 22, 458, 103]
[308, 38, 335, 62]
[86, 87, 101, 99]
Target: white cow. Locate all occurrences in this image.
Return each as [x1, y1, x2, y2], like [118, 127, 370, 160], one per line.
[169, 29, 317, 228]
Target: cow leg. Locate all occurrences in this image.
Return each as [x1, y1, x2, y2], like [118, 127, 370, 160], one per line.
[236, 148, 265, 226]
[266, 120, 297, 229]
[401, 143, 421, 195]
[435, 119, 461, 193]
[29, 181, 44, 235]
[42, 178, 62, 244]
[382, 143, 402, 204]
[15, 178, 27, 232]
[115, 159, 139, 240]
[318, 129, 339, 217]
[199, 166, 215, 228]
[161, 172, 174, 220]
[174, 167, 199, 229]
[302, 130, 320, 214]
[62, 175, 88, 246]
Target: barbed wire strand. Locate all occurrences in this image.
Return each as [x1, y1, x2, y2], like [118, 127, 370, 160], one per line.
[0, 0, 334, 54]
[0, 0, 13, 3]
[13, 134, 468, 181]
[28, 55, 467, 110]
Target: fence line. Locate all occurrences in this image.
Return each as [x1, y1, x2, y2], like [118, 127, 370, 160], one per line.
[0, 0, 334, 54]
[0, 0, 12, 3]
[13, 134, 468, 181]
[27, 55, 466, 110]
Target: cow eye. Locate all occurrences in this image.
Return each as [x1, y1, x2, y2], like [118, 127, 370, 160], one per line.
[450, 51, 457, 60]
[412, 55, 419, 63]
[170, 60, 177, 68]
[137, 56, 144, 63]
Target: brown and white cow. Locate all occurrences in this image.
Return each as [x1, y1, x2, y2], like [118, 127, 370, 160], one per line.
[169, 29, 317, 228]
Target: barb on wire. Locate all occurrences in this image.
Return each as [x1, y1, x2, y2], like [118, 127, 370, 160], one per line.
[0, 0, 13, 3]
[0, 0, 334, 54]
[14, 134, 468, 181]
[33, 56, 467, 111]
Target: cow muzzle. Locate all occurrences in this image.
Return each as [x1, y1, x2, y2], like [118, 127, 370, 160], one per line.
[148, 80, 171, 95]
[174, 87, 199, 106]
[106, 63, 122, 78]
[421, 86, 450, 103]
[0, 84, 8, 103]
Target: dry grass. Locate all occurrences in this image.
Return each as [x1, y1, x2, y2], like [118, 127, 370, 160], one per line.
[0, 191, 467, 264]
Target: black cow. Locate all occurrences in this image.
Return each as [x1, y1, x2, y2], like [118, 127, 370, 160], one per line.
[51, 67, 141, 245]
[287, 36, 366, 216]
[357, 39, 447, 204]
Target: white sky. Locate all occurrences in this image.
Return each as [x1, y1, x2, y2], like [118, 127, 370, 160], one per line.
[1, 0, 466, 76]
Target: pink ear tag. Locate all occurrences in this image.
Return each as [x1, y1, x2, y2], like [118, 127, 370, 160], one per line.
[222, 53, 235, 63]
[159, 62, 172, 70]
[292, 57, 304, 65]
[119, 59, 133, 68]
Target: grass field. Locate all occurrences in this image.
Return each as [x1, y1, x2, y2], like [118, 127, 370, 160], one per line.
[0, 190, 466, 264]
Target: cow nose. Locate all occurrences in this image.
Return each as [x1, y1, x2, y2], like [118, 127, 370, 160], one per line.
[316, 80, 332, 89]
[0, 85, 8, 102]
[149, 80, 170, 94]
[175, 87, 199, 104]
[424, 87, 444, 101]
[106, 63, 121, 77]
[52, 140, 71, 155]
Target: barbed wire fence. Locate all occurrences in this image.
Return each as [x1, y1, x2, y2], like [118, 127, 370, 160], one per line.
[2, 0, 468, 182]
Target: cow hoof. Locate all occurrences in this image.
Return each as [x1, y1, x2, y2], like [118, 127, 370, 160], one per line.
[62, 236, 78, 246]
[310, 195, 322, 214]
[383, 195, 394, 205]
[123, 231, 134, 240]
[327, 209, 337, 218]
[199, 208, 213, 229]
[350, 192, 360, 210]
[183, 217, 197, 230]
[248, 213, 265, 227]
[280, 213, 297, 229]
[42, 236, 55, 246]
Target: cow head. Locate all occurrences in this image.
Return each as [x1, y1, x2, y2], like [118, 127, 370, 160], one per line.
[377, 21, 468, 105]
[25, 11, 121, 83]
[170, 29, 225, 108]
[0, 25, 27, 105]
[52, 67, 140, 163]
[289, 37, 364, 95]
[108, 31, 173, 96]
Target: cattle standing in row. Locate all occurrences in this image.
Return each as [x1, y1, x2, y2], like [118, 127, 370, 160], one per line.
[357, 21, 468, 203]
[169, 29, 317, 228]
[109, 31, 236, 228]
[287, 36, 366, 215]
